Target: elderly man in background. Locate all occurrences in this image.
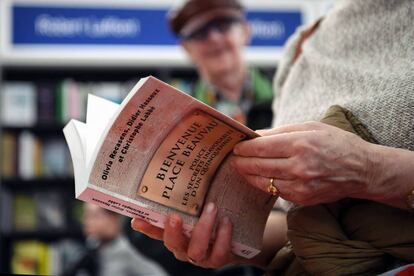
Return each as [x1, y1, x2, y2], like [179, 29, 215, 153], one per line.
[168, 0, 274, 130]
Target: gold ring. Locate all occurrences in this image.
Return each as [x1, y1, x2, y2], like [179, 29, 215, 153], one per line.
[267, 178, 279, 196]
[188, 257, 197, 265]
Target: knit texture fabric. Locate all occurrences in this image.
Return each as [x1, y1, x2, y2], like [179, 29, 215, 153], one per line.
[272, 0, 414, 150]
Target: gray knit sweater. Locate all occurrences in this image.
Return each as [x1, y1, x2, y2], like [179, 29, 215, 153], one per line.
[272, 0, 414, 150]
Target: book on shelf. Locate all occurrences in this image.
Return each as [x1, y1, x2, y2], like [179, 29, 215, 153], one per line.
[1, 132, 17, 178]
[1, 131, 72, 179]
[34, 192, 67, 230]
[0, 82, 37, 127]
[37, 82, 56, 124]
[56, 79, 127, 124]
[42, 138, 71, 177]
[1, 192, 13, 233]
[11, 240, 62, 275]
[18, 131, 37, 180]
[13, 193, 37, 231]
[56, 79, 81, 124]
[10, 192, 66, 231]
[92, 81, 126, 104]
[169, 78, 193, 94]
[0, 79, 194, 126]
[63, 76, 276, 259]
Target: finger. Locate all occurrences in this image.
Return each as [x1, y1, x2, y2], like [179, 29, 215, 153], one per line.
[237, 174, 279, 194]
[235, 128, 317, 158]
[209, 216, 234, 267]
[237, 174, 297, 199]
[278, 179, 341, 206]
[163, 214, 188, 259]
[131, 218, 164, 240]
[235, 122, 327, 157]
[231, 156, 295, 180]
[271, 178, 317, 204]
[233, 135, 290, 158]
[187, 202, 218, 263]
[257, 121, 325, 136]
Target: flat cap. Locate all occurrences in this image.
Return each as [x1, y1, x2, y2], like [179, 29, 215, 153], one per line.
[168, 0, 244, 38]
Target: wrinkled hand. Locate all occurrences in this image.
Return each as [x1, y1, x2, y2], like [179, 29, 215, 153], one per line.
[131, 202, 241, 268]
[232, 122, 375, 206]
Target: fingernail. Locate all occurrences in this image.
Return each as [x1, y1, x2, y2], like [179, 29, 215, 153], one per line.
[233, 146, 239, 155]
[169, 215, 179, 228]
[205, 202, 215, 214]
[131, 218, 145, 230]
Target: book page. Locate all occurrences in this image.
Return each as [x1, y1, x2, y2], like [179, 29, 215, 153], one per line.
[85, 94, 119, 167]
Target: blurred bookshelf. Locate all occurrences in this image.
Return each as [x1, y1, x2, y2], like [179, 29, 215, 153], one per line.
[0, 71, 80, 274]
[0, 65, 201, 274]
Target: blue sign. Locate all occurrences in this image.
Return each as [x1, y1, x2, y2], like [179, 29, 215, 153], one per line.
[13, 6, 178, 45]
[247, 11, 302, 47]
[12, 5, 302, 47]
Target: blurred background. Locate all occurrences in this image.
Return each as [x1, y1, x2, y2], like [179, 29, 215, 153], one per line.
[0, 0, 333, 275]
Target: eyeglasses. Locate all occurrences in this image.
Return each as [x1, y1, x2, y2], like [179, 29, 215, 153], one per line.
[182, 17, 242, 41]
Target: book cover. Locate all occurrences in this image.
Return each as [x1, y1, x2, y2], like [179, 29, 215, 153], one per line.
[37, 82, 56, 124]
[1, 132, 17, 178]
[13, 193, 37, 231]
[33, 137, 43, 178]
[42, 138, 69, 177]
[92, 81, 124, 104]
[64, 76, 276, 258]
[11, 240, 51, 275]
[0, 82, 37, 126]
[18, 131, 36, 180]
[1, 192, 13, 233]
[34, 191, 66, 230]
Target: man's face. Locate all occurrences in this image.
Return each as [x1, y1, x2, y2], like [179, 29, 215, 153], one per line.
[82, 203, 119, 240]
[182, 17, 250, 79]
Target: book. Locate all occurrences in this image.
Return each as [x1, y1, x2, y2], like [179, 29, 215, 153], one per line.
[63, 76, 276, 258]
[42, 138, 70, 177]
[92, 81, 125, 104]
[18, 131, 37, 180]
[0, 192, 13, 233]
[13, 193, 37, 231]
[34, 191, 66, 230]
[9, 192, 66, 232]
[1, 132, 71, 178]
[12, 240, 47, 275]
[0, 82, 37, 126]
[37, 82, 56, 124]
[11, 240, 60, 275]
[1, 132, 17, 178]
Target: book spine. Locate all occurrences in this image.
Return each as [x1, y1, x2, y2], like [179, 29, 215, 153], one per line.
[2, 132, 17, 178]
[0, 192, 12, 233]
[79, 187, 260, 259]
[37, 83, 56, 124]
[56, 81, 65, 124]
[18, 131, 36, 180]
[33, 137, 43, 178]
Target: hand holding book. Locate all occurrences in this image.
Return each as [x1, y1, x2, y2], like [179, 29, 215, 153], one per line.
[64, 76, 277, 259]
[131, 202, 240, 268]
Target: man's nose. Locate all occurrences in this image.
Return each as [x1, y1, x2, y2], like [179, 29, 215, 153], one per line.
[205, 28, 224, 41]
